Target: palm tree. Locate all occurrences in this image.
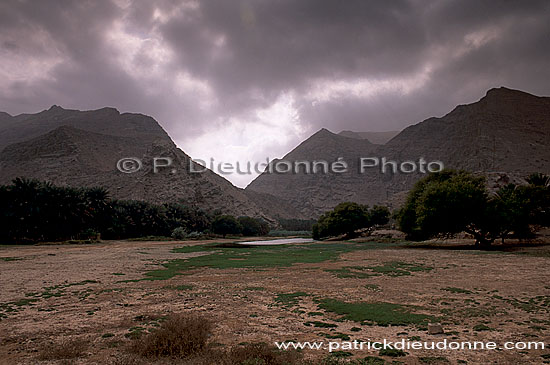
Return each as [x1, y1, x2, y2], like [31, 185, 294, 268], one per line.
[526, 173, 550, 187]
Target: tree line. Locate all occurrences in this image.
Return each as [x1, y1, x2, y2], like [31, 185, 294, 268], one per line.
[309, 170, 549, 246]
[4, 171, 547, 246]
[0, 178, 270, 243]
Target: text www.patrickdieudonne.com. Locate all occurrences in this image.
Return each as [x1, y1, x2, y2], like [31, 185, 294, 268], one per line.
[274, 339, 546, 353]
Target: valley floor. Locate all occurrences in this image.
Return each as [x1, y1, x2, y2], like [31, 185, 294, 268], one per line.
[0, 238, 549, 364]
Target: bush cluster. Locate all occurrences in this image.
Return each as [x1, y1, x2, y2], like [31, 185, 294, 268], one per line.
[312, 202, 390, 240]
[210, 215, 270, 238]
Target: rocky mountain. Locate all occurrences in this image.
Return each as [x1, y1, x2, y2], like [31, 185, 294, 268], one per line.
[247, 87, 550, 218]
[0, 106, 272, 220]
[246, 128, 386, 218]
[384, 87, 550, 172]
[338, 130, 400, 144]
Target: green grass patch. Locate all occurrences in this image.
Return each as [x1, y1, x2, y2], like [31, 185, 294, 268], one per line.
[363, 356, 386, 364]
[370, 261, 432, 277]
[492, 295, 550, 313]
[275, 292, 309, 308]
[473, 324, 492, 331]
[308, 311, 324, 316]
[171, 244, 222, 253]
[12, 298, 39, 306]
[365, 284, 381, 290]
[0, 298, 39, 317]
[325, 267, 376, 279]
[326, 261, 432, 279]
[0, 257, 23, 261]
[316, 299, 435, 327]
[163, 284, 194, 291]
[27, 280, 100, 299]
[324, 332, 351, 340]
[145, 242, 386, 280]
[329, 351, 353, 357]
[378, 348, 407, 357]
[442, 287, 473, 294]
[304, 321, 338, 328]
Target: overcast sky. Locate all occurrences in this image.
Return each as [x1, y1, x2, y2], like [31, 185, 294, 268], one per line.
[1, 0, 549, 187]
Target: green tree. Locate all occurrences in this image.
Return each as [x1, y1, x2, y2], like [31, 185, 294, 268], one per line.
[211, 215, 242, 238]
[237, 216, 269, 236]
[164, 203, 211, 233]
[526, 172, 550, 188]
[103, 200, 169, 239]
[526, 173, 550, 226]
[369, 205, 391, 226]
[312, 202, 370, 240]
[0, 178, 111, 243]
[397, 170, 491, 246]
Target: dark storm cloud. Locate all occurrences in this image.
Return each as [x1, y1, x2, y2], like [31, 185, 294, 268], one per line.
[160, 0, 428, 105]
[0, 0, 549, 185]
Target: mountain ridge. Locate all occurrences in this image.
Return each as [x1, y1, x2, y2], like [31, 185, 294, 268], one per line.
[247, 87, 550, 217]
[338, 130, 400, 144]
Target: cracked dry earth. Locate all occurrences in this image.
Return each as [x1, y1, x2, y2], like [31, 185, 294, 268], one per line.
[1, 239, 549, 364]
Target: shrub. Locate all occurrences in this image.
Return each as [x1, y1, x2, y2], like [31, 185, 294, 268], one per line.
[130, 313, 212, 358]
[38, 338, 88, 360]
[312, 202, 391, 240]
[186, 231, 203, 239]
[379, 348, 407, 357]
[127, 315, 303, 364]
[313, 202, 370, 240]
[171, 227, 189, 239]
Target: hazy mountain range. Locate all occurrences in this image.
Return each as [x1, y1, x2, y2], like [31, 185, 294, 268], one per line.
[0, 87, 548, 220]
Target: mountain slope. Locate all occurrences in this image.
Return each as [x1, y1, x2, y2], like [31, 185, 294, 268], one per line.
[385, 87, 550, 172]
[338, 130, 400, 144]
[0, 106, 272, 220]
[247, 87, 550, 217]
[247, 128, 385, 217]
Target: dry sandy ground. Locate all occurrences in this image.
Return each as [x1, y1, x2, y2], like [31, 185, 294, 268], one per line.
[0, 238, 549, 364]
